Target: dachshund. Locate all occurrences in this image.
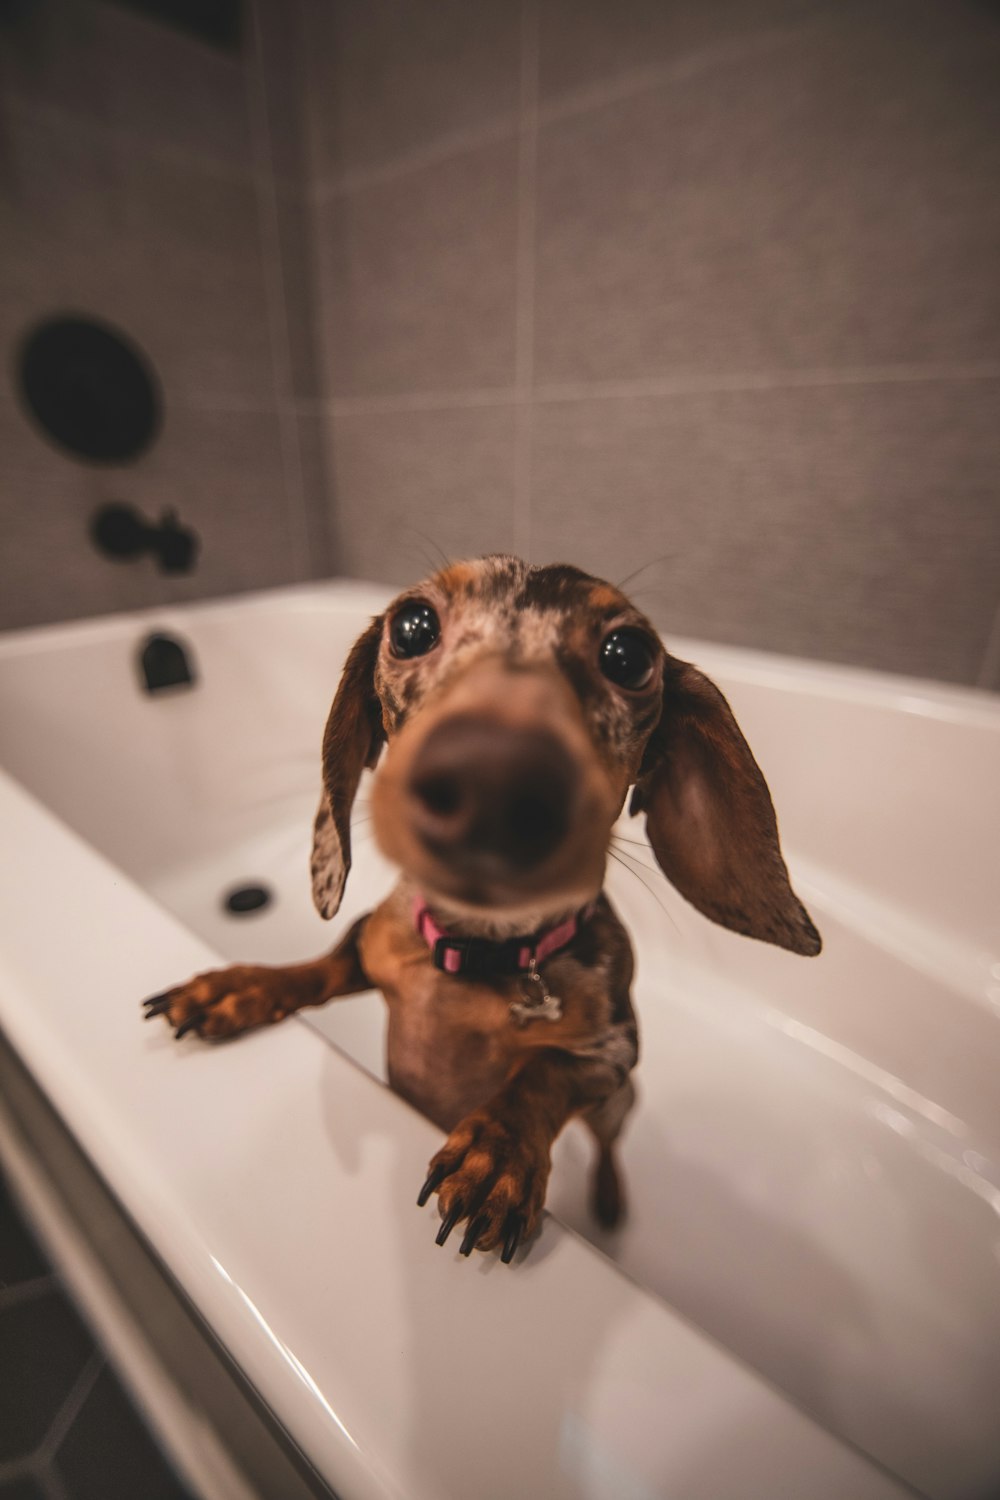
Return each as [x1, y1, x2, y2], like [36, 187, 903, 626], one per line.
[144, 556, 821, 1264]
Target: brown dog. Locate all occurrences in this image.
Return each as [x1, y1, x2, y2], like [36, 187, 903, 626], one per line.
[144, 556, 820, 1263]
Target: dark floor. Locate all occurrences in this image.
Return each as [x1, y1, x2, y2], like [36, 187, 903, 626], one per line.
[0, 1170, 197, 1500]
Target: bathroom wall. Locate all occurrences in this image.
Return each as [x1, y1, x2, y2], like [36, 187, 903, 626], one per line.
[301, 0, 1000, 688]
[3, 0, 998, 689]
[0, 0, 330, 630]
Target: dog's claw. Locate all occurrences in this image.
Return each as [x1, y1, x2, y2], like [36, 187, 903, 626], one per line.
[417, 1162, 448, 1208]
[173, 1015, 203, 1040]
[501, 1213, 524, 1265]
[459, 1214, 488, 1257]
[142, 993, 174, 1017]
[435, 1200, 464, 1247]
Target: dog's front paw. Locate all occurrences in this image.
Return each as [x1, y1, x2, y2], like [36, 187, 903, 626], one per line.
[142, 966, 293, 1041]
[417, 1110, 550, 1264]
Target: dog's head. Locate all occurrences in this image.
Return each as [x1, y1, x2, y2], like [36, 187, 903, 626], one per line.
[311, 556, 820, 955]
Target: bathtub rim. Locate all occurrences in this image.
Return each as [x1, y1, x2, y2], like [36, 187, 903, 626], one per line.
[0, 576, 996, 731]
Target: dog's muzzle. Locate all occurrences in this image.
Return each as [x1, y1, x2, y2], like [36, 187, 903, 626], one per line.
[407, 713, 578, 877]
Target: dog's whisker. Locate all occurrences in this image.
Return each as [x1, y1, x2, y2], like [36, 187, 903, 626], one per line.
[614, 551, 675, 591]
[610, 833, 660, 866]
[609, 831, 652, 849]
[609, 836, 664, 878]
[239, 787, 320, 812]
[607, 847, 680, 934]
[403, 526, 452, 573]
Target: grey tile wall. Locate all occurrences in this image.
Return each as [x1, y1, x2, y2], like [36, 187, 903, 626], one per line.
[315, 137, 520, 398]
[530, 380, 1000, 684]
[5, 0, 997, 683]
[0, 0, 251, 168]
[2, 396, 294, 630]
[0, 0, 330, 629]
[328, 404, 517, 585]
[536, 0, 832, 107]
[249, 0, 334, 576]
[305, 0, 521, 186]
[303, 0, 1000, 689]
[533, 2, 1000, 384]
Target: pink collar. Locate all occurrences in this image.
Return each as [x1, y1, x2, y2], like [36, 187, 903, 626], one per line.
[412, 895, 596, 978]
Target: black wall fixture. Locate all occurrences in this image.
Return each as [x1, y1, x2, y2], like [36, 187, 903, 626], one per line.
[17, 315, 161, 464]
[91, 502, 199, 574]
[139, 632, 197, 694]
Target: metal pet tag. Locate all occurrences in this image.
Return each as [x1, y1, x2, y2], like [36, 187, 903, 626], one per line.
[510, 959, 563, 1025]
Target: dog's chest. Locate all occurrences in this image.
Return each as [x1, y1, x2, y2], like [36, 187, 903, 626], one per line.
[358, 898, 619, 1131]
[385, 978, 518, 1130]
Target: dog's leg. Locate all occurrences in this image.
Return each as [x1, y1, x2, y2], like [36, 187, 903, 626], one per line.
[142, 916, 370, 1041]
[418, 1046, 630, 1263]
[582, 1078, 635, 1229]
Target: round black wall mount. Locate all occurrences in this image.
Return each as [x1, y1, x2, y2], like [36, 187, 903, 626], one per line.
[17, 315, 161, 464]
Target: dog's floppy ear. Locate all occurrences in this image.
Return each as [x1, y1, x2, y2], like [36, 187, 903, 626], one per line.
[629, 656, 821, 955]
[311, 616, 385, 919]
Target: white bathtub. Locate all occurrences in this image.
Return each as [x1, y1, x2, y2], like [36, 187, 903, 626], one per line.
[0, 580, 997, 1500]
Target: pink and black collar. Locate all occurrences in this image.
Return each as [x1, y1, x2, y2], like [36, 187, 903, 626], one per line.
[413, 896, 596, 978]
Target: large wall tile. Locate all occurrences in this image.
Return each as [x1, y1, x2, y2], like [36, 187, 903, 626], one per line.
[0, 0, 111, 130]
[1, 108, 274, 406]
[0, 0, 330, 633]
[538, 0, 829, 107]
[303, 0, 520, 185]
[317, 138, 518, 398]
[327, 404, 516, 584]
[534, 0, 1000, 383]
[0, 0, 252, 170]
[529, 380, 1000, 684]
[1, 394, 301, 630]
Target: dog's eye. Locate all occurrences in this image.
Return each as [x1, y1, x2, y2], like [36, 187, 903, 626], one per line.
[390, 600, 440, 659]
[599, 628, 656, 691]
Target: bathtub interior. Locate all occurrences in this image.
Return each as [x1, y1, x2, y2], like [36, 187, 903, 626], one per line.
[1, 584, 998, 1500]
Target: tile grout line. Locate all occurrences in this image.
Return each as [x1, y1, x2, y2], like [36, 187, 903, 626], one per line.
[311, 111, 520, 201]
[536, 10, 829, 129]
[37, 1349, 105, 1464]
[164, 354, 1000, 422]
[307, 6, 833, 202]
[0, 1456, 41, 1486]
[0, 1271, 60, 1310]
[513, 0, 539, 561]
[244, 0, 312, 583]
[39, 1456, 72, 1500]
[322, 388, 519, 418]
[532, 361, 1000, 402]
[320, 361, 1000, 419]
[976, 596, 1000, 690]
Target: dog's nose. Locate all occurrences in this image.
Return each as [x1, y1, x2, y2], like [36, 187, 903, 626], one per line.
[409, 714, 577, 872]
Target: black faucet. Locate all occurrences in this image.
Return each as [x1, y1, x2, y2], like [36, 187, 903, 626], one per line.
[90, 502, 198, 574]
[139, 632, 197, 694]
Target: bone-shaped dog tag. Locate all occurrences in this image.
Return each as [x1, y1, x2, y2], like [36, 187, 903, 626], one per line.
[510, 960, 563, 1025]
